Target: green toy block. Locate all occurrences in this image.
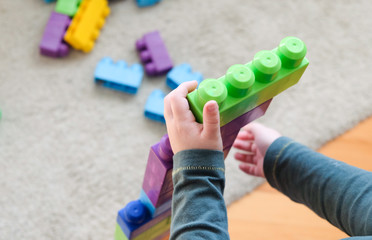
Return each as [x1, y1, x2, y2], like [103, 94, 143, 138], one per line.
[134, 214, 171, 240]
[115, 215, 170, 240]
[187, 36, 309, 126]
[115, 223, 129, 240]
[55, 0, 81, 17]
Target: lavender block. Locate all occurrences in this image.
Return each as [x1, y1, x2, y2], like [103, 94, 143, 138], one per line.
[220, 99, 272, 138]
[39, 11, 71, 58]
[220, 99, 272, 158]
[142, 134, 174, 208]
[136, 31, 173, 76]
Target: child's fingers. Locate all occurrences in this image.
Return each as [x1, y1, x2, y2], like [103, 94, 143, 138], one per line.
[169, 81, 198, 121]
[239, 163, 261, 177]
[164, 95, 173, 121]
[234, 152, 255, 164]
[233, 138, 253, 151]
[202, 100, 220, 138]
[236, 130, 255, 141]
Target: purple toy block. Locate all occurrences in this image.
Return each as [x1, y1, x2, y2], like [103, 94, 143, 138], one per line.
[220, 99, 272, 137]
[39, 11, 71, 58]
[136, 31, 173, 76]
[220, 99, 272, 158]
[142, 134, 174, 208]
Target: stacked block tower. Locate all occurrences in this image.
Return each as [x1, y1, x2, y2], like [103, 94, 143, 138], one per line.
[115, 36, 309, 239]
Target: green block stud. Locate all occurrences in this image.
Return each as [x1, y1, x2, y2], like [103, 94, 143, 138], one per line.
[187, 36, 309, 126]
[55, 0, 81, 17]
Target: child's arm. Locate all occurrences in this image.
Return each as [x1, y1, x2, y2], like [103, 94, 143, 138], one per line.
[234, 123, 372, 238]
[164, 81, 230, 240]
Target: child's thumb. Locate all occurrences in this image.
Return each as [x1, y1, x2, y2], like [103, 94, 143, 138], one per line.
[202, 100, 220, 137]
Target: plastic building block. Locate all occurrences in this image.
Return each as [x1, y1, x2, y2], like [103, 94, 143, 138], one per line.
[132, 211, 171, 240]
[116, 200, 151, 239]
[115, 223, 128, 240]
[116, 200, 171, 240]
[56, 0, 81, 16]
[39, 11, 71, 58]
[136, 0, 161, 8]
[95, 57, 143, 94]
[44, 0, 56, 3]
[166, 63, 203, 90]
[142, 134, 173, 208]
[144, 89, 165, 123]
[140, 190, 171, 218]
[136, 31, 173, 76]
[64, 0, 110, 52]
[220, 99, 272, 138]
[154, 231, 170, 240]
[187, 36, 309, 126]
[219, 100, 271, 158]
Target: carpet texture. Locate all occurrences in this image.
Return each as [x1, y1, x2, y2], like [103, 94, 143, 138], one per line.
[1, 0, 372, 239]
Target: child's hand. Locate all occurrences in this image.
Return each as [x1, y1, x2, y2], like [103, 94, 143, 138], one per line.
[233, 122, 281, 178]
[164, 81, 223, 154]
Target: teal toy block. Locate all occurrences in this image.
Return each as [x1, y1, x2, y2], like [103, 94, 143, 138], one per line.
[166, 63, 203, 90]
[44, 0, 56, 3]
[136, 0, 161, 8]
[187, 36, 309, 126]
[140, 189, 171, 218]
[144, 89, 165, 124]
[55, 0, 81, 17]
[95, 57, 144, 94]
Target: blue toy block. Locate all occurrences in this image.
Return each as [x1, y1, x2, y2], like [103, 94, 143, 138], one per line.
[136, 0, 161, 8]
[166, 63, 203, 90]
[140, 189, 171, 218]
[117, 199, 172, 239]
[44, 0, 56, 3]
[117, 200, 152, 239]
[144, 89, 165, 123]
[94, 57, 144, 94]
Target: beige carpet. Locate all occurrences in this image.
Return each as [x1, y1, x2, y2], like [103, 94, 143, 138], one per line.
[1, 0, 372, 239]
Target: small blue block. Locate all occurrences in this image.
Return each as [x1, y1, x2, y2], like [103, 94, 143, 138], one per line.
[44, 0, 56, 3]
[94, 57, 144, 94]
[136, 0, 161, 7]
[166, 63, 203, 90]
[140, 189, 171, 218]
[144, 89, 165, 124]
[117, 200, 152, 239]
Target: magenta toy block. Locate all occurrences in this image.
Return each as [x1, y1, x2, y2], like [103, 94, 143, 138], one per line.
[39, 11, 71, 58]
[142, 134, 174, 208]
[136, 31, 173, 76]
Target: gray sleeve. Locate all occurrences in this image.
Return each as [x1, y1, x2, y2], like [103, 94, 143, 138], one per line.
[170, 149, 229, 240]
[264, 137, 372, 237]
